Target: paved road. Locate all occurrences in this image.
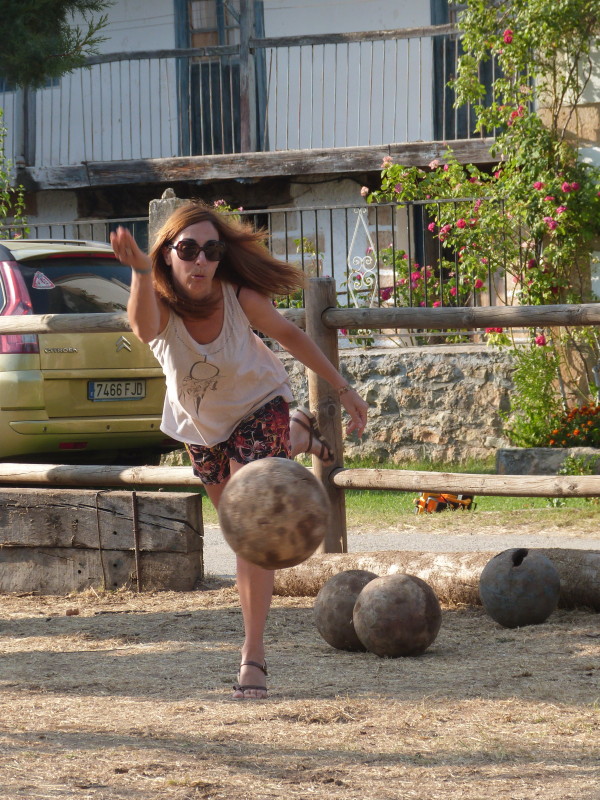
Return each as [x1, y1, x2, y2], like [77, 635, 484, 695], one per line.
[203, 524, 600, 579]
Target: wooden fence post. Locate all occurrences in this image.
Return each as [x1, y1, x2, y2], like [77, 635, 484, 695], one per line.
[304, 277, 347, 553]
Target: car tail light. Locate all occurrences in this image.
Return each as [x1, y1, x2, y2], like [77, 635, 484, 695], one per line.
[0, 261, 39, 354]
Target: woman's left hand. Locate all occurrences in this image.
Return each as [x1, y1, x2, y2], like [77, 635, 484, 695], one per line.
[340, 388, 369, 437]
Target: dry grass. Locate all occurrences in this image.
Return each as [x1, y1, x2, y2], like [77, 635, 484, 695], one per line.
[0, 582, 599, 799]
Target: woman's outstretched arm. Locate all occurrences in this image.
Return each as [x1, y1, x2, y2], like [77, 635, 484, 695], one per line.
[238, 288, 368, 437]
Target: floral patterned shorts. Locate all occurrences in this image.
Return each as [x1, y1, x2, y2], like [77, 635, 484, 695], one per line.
[185, 396, 292, 485]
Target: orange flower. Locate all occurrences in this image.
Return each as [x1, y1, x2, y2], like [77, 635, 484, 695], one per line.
[573, 428, 580, 436]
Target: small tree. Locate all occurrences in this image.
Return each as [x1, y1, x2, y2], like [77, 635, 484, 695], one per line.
[0, 109, 26, 235]
[0, 0, 111, 88]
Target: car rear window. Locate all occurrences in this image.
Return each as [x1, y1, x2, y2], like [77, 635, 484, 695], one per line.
[18, 257, 132, 314]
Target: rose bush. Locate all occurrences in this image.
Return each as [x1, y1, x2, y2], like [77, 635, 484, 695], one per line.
[365, 0, 600, 446]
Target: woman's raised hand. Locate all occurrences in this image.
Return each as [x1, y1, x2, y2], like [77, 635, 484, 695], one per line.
[110, 226, 152, 274]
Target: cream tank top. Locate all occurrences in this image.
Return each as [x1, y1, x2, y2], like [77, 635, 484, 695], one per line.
[149, 281, 294, 447]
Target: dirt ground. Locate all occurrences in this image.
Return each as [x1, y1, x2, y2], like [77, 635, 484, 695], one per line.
[1, 508, 599, 800]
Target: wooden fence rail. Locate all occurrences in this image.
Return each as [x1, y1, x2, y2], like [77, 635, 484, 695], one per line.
[3, 278, 600, 556]
[1, 302, 600, 335]
[2, 464, 600, 498]
[331, 469, 600, 497]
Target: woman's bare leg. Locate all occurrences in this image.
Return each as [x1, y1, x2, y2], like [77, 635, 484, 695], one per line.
[204, 461, 272, 699]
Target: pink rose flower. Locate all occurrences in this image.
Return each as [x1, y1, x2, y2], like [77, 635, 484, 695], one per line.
[360, 186, 369, 197]
[428, 222, 436, 232]
[570, 182, 580, 191]
[433, 301, 441, 307]
[394, 184, 403, 194]
[543, 196, 555, 202]
[556, 206, 567, 215]
[381, 155, 394, 168]
[379, 287, 393, 301]
[561, 181, 571, 193]
[474, 279, 484, 289]
[535, 334, 547, 347]
[503, 29, 513, 44]
[428, 159, 440, 170]
[450, 286, 457, 296]
[527, 258, 537, 269]
[480, 257, 489, 265]
[410, 271, 421, 281]
[456, 218, 466, 228]
[443, 164, 449, 172]
[533, 181, 544, 190]
[544, 216, 558, 230]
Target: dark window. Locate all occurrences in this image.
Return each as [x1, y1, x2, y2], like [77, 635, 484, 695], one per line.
[19, 257, 131, 314]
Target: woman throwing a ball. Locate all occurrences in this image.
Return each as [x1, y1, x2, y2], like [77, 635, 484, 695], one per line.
[110, 201, 368, 700]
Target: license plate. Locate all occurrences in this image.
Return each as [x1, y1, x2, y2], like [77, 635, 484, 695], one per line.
[87, 379, 146, 401]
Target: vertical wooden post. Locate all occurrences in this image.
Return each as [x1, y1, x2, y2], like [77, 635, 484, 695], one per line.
[239, 0, 256, 153]
[304, 277, 347, 553]
[13, 87, 34, 168]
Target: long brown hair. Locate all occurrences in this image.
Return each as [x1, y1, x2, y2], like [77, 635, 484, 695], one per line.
[149, 201, 306, 318]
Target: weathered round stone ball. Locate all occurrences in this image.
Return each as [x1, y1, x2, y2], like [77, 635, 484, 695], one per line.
[479, 548, 560, 628]
[313, 570, 378, 651]
[353, 573, 442, 657]
[218, 458, 330, 570]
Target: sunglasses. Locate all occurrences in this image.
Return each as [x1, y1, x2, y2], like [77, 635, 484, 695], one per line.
[168, 239, 227, 262]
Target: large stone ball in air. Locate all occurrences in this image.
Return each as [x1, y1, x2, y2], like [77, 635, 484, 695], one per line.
[479, 548, 560, 628]
[313, 569, 379, 651]
[218, 457, 330, 570]
[353, 573, 442, 657]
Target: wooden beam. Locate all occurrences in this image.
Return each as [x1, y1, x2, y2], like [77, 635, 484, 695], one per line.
[0, 463, 198, 487]
[322, 303, 600, 330]
[305, 277, 347, 553]
[2, 303, 599, 337]
[331, 468, 600, 497]
[18, 140, 495, 191]
[251, 24, 458, 49]
[0, 308, 304, 334]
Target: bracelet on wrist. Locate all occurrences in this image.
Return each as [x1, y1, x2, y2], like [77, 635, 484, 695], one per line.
[337, 384, 352, 397]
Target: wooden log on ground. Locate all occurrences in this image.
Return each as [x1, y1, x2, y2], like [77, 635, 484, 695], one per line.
[0, 489, 203, 594]
[273, 549, 600, 611]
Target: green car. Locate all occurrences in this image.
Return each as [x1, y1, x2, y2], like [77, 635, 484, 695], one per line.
[0, 238, 175, 464]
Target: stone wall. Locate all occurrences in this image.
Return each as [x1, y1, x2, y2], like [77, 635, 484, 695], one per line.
[282, 344, 516, 464]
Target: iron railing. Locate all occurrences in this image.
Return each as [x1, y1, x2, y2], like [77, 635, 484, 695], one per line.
[2, 199, 517, 319]
[2, 25, 492, 169]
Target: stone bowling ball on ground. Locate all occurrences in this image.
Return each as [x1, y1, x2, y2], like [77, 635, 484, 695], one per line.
[352, 573, 442, 657]
[218, 457, 330, 570]
[313, 569, 378, 651]
[479, 548, 560, 628]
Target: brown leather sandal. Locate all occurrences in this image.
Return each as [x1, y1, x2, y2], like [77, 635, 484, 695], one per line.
[232, 660, 268, 700]
[291, 406, 335, 465]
